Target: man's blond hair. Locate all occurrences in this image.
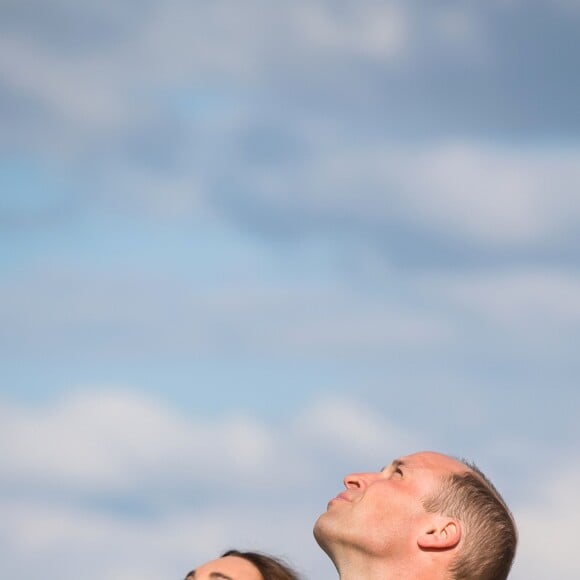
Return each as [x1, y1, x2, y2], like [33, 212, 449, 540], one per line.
[423, 461, 517, 580]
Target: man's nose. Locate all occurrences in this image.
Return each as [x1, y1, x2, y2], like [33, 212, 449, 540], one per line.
[343, 472, 377, 489]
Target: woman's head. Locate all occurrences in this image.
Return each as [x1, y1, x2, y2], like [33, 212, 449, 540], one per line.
[185, 549, 300, 580]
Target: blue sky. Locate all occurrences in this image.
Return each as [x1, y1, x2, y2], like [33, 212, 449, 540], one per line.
[1, 1, 580, 578]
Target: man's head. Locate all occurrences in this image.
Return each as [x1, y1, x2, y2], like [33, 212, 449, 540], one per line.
[313, 451, 517, 580]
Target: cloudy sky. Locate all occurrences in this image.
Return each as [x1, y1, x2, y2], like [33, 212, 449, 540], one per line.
[1, 1, 579, 578]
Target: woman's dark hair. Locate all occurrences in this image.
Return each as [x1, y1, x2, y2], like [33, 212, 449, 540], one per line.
[184, 548, 301, 580]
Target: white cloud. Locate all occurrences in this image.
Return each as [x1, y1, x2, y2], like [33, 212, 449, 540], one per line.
[0, 0, 410, 143]
[227, 140, 580, 249]
[2, 1, 578, 253]
[0, 496, 322, 580]
[0, 267, 452, 361]
[0, 389, 279, 493]
[429, 268, 580, 331]
[0, 389, 576, 579]
[510, 467, 580, 579]
[294, 396, 419, 466]
[206, 284, 452, 357]
[393, 144, 580, 246]
[296, 1, 409, 60]
[0, 389, 418, 496]
[434, 7, 487, 55]
[0, 389, 416, 579]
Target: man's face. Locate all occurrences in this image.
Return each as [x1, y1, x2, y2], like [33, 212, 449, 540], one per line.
[186, 555, 263, 580]
[314, 451, 468, 559]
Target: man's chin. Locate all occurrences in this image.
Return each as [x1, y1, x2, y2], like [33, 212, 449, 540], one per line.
[313, 511, 335, 549]
[313, 513, 326, 543]
[313, 516, 342, 571]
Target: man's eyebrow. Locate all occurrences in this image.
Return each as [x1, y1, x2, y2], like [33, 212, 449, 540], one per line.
[380, 459, 406, 472]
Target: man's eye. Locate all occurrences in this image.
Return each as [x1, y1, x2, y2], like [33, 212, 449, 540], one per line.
[394, 467, 403, 477]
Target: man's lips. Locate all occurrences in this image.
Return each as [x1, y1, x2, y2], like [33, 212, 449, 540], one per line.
[328, 491, 352, 507]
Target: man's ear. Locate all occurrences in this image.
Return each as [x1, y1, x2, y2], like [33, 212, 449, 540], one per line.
[417, 518, 462, 550]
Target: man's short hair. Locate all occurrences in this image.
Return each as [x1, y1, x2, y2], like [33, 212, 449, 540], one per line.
[422, 461, 517, 580]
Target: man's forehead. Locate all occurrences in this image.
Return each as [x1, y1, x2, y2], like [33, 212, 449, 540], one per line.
[393, 451, 468, 474]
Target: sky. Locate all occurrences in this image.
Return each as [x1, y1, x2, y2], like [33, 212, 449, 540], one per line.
[1, 0, 579, 578]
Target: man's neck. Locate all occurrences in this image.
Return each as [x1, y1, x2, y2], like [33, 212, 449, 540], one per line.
[338, 566, 447, 580]
[333, 551, 448, 580]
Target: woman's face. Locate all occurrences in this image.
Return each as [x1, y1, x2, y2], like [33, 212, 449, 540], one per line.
[187, 555, 263, 580]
